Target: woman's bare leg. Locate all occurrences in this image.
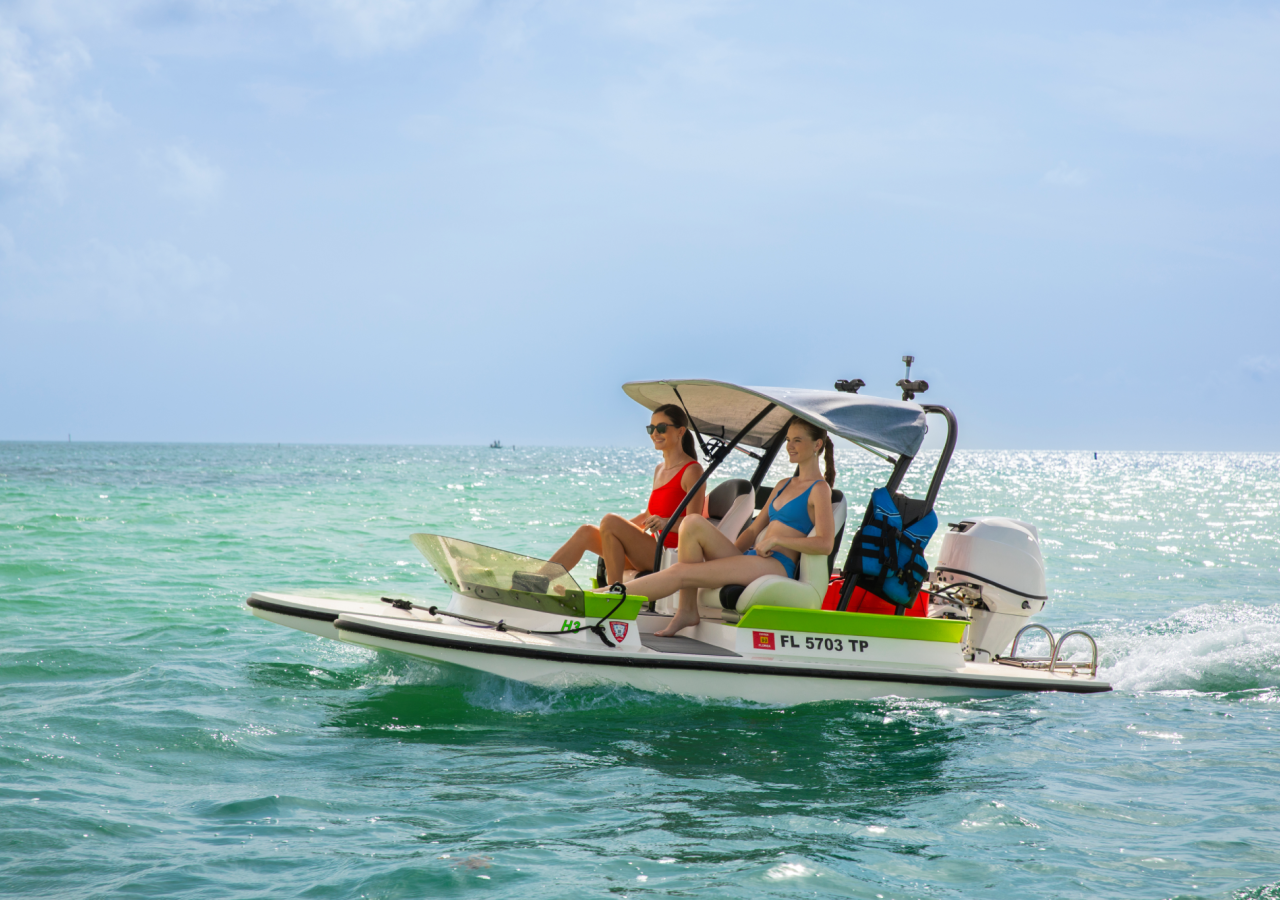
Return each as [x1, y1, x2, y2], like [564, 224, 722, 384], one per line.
[671, 519, 709, 626]
[599, 513, 658, 585]
[638, 553, 787, 634]
[653, 516, 769, 636]
[662, 516, 732, 635]
[547, 524, 602, 574]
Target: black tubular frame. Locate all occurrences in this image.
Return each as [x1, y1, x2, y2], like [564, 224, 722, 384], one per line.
[651, 402, 777, 572]
[919, 405, 958, 511]
[834, 404, 958, 615]
[749, 430, 787, 490]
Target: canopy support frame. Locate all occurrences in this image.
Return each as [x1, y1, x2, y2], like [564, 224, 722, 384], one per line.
[652, 402, 778, 572]
[835, 404, 958, 616]
[749, 429, 786, 489]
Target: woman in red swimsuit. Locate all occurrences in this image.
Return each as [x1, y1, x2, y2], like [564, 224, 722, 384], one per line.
[547, 404, 704, 586]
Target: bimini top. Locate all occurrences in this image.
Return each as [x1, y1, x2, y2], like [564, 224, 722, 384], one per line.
[623, 380, 928, 458]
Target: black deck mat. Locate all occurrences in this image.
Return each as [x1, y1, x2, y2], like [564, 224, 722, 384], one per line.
[639, 633, 741, 657]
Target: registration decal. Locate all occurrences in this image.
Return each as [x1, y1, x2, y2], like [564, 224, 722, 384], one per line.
[609, 621, 629, 643]
[753, 631, 776, 650]
[775, 633, 870, 654]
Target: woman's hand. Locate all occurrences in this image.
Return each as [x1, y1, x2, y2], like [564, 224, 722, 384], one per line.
[642, 515, 666, 534]
[754, 529, 779, 558]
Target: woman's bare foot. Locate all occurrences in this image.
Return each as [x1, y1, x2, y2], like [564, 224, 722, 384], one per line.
[654, 611, 700, 637]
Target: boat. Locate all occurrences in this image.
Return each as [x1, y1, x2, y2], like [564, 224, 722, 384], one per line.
[489, 440, 502, 449]
[247, 377, 1108, 703]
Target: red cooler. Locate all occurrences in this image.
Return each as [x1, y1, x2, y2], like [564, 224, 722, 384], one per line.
[821, 577, 928, 617]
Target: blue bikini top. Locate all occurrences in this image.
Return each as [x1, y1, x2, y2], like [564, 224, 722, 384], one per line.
[768, 478, 818, 534]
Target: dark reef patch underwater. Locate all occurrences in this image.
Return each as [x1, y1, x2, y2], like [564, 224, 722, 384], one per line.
[3, 442, 1279, 898]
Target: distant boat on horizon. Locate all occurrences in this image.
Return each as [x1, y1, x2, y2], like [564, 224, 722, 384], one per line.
[489, 440, 502, 449]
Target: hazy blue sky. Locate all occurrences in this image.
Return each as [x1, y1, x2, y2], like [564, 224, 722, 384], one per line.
[2, 1, 1278, 449]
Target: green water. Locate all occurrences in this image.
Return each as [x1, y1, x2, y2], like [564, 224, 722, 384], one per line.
[3, 443, 1280, 898]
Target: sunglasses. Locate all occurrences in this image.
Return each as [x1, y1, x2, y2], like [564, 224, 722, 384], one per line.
[646, 423, 680, 435]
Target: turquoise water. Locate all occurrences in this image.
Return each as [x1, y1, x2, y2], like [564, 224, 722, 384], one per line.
[3, 442, 1280, 899]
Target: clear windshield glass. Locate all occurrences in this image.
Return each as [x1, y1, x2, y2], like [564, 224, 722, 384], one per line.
[410, 533, 581, 597]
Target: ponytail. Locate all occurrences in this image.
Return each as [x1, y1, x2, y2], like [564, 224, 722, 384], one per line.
[786, 415, 836, 488]
[652, 403, 698, 460]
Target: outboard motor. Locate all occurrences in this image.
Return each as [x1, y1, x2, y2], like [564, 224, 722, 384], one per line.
[932, 518, 1048, 663]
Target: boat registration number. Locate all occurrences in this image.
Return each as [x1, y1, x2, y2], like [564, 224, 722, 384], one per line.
[753, 631, 870, 655]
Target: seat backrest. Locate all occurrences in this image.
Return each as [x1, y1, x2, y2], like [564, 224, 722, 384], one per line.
[892, 492, 931, 528]
[705, 479, 753, 540]
[754, 484, 774, 511]
[827, 489, 846, 575]
[715, 494, 754, 540]
[660, 547, 678, 570]
[798, 491, 847, 591]
[706, 479, 751, 522]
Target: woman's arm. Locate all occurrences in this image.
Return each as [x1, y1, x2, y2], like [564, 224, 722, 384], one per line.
[756, 481, 835, 557]
[734, 482, 780, 552]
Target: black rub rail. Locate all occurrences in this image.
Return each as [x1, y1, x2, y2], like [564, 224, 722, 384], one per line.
[334, 618, 1112, 695]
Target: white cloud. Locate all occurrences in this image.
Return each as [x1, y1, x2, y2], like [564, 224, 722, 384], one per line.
[303, 0, 480, 55]
[246, 81, 324, 115]
[1242, 355, 1280, 379]
[7, 0, 488, 52]
[0, 235, 232, 322]
[610, 0, 728, 44]
[1043, 163, 1088, 187]
[0, 21, 90, 191]
[146, 144, 225, 204]
[7, 0, 277, 34]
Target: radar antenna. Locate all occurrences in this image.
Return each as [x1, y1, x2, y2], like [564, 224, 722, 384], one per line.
[896, 355, 929, 401]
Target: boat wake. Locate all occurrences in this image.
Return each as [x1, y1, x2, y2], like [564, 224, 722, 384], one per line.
[1098, 601, 1280, 694]
[462, 674, 698, 715]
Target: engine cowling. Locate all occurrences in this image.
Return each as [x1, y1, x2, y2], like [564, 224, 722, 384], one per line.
[934, 517, 1049, 661]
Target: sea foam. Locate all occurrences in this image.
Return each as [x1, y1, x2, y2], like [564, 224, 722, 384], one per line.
[1099, 601, 1280, 693]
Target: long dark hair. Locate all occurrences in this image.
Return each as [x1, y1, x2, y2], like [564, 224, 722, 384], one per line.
[786, 416, 836, 488]
[653, 403, 697, 460]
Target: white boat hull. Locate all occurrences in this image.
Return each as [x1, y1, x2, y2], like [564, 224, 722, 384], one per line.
[247, 591, 1110, 704]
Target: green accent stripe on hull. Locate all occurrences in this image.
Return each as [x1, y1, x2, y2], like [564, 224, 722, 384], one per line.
[584, 593, 643, 620]
[736, 606, 967, 643]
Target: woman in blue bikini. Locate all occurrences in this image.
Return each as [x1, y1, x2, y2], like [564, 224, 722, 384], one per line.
[629, 416, 836, 637]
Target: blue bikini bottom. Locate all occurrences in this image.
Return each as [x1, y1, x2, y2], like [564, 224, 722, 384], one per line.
[744, 548, 797, 579]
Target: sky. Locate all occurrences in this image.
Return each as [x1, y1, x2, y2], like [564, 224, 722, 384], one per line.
[1, 0, 1278, 449]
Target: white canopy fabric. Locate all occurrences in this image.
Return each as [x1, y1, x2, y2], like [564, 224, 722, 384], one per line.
[622, 380, 928, 458]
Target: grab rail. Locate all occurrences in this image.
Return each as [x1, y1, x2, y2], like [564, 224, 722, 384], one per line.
[1009, 623, 1056, 660]
[1049, 630, 1098, 677]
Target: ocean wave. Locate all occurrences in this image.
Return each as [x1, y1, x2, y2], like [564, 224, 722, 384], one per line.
[1099, 601, 1280, 693]
[462, 673, 670, 714]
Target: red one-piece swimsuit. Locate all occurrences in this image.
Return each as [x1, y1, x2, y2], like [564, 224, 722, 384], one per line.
[647, 461, 697, 549]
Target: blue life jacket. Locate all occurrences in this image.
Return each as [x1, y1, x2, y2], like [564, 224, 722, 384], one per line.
[852, 487, 938, 607]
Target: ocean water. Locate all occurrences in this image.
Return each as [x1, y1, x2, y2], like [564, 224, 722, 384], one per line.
[3, 442, 1279, 899]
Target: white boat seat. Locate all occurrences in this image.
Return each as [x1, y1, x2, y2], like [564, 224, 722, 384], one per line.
[699, 491, 847, 622]
[640, 546, 679, 613]
[705, 478, 754, 540]
[639, 481, 752, 614]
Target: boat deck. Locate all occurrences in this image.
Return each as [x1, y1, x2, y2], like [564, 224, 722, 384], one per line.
[639, 633, 741, 657]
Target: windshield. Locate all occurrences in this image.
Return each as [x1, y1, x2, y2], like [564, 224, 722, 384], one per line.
[410, 533, 582, 598]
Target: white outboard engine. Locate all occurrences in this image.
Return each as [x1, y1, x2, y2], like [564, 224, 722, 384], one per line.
[933, 518, 1048, 663]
